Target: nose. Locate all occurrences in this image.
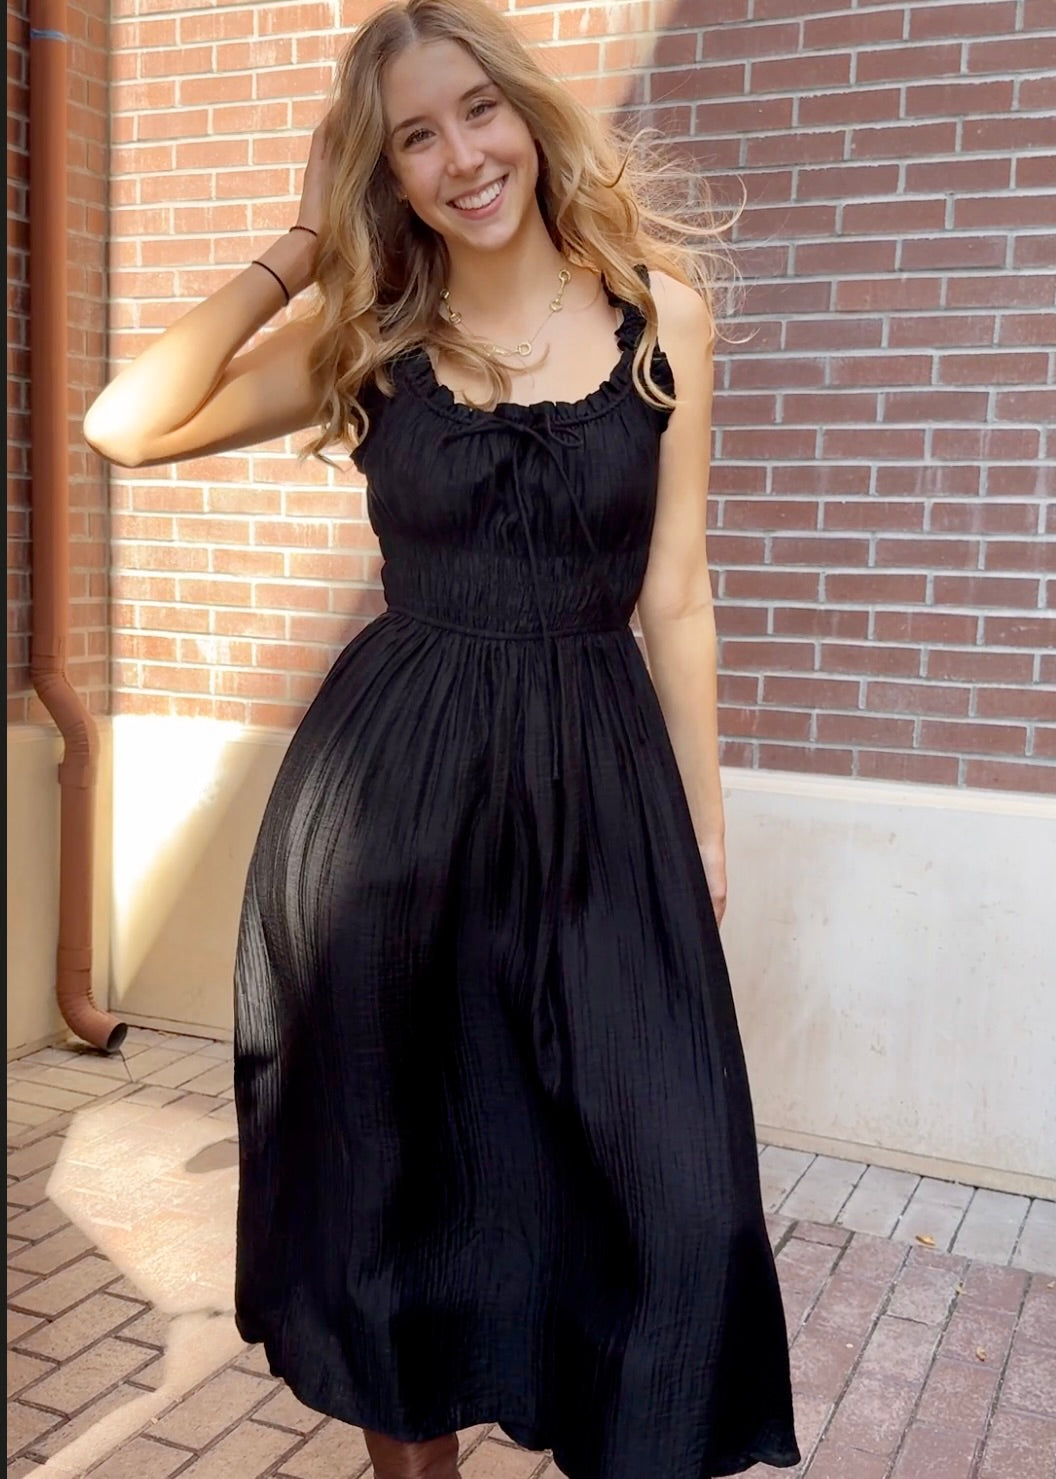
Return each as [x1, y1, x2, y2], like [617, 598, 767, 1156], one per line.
[443, 125, 486, 177]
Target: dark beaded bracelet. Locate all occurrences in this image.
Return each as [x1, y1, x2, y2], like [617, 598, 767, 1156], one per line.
[251, 259, 291, 305]
[289, 224, 319, 238]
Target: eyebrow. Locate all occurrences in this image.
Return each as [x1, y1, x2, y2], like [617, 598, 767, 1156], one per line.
[389, 83, 493, 140]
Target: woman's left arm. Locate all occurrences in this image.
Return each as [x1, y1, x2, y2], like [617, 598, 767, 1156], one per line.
[636, 272, 726, 923]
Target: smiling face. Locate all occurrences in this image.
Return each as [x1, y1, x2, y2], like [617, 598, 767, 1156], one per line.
[381, 37, 541, 254]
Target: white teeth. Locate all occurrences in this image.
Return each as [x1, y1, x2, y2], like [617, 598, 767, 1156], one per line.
[452, 178, 504, 211]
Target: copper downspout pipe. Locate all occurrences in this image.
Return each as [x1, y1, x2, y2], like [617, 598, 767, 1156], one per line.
[29, 0, 127, 1053]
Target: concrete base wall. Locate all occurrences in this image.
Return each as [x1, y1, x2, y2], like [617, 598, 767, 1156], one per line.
[722, 770, 1056, 1198]
[11, 715, 1053, 1196]
[108, 716, 288, 1037]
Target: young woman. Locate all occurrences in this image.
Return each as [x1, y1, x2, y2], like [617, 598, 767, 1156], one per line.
[85, 1, 800, 1474]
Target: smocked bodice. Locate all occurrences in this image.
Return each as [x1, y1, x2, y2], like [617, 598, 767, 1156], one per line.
[349, 280, 675, 777]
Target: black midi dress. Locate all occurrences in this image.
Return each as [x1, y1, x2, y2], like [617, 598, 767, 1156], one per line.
[233, 274, 800, 1478]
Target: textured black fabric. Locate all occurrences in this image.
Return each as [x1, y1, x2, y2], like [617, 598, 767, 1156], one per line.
[233, 276, 801, 1477]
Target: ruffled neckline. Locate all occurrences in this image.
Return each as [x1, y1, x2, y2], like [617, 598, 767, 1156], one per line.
[400, 281, 646, 426]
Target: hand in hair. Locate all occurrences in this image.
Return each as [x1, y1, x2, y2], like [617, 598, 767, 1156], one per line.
[297, 108, 340, 237]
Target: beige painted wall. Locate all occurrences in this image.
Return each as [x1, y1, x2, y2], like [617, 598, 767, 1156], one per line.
[722, 770, 1056, 1199]
[15, 713, 1055, 1197]
[6, 724, 112, 1057]
[108, 717, 287, 1037]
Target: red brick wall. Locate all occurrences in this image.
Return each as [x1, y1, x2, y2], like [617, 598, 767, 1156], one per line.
[700, 0, 1056, 792]
[14, 0, 1055, 794]
[106, 3, 364, 730]
[6, 0, 110, 724]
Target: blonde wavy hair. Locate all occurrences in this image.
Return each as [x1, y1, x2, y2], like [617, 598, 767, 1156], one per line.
[301, 0, 736, 461]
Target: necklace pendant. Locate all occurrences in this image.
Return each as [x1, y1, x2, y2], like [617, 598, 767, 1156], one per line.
[549, 269, 572, 314]
[439, 288, 462, 326]
[442, 264, 570, 362]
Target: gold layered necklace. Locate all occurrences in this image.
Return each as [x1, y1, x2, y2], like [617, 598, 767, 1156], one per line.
[440, 266, 572, 360]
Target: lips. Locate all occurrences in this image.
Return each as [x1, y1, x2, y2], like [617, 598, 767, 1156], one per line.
[448, 175, 507, 211]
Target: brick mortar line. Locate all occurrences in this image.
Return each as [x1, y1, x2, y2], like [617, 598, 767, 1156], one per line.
[711, 454, 1052, 463]
[96, 243, 1054, 268]
[106, 211, 1056, 231]
[14, 1336, 159, 1423]
[9, 1350, 62, 1381]
[713, 510, 1055, 520]
[1005, 1195, 1038, 1270]
[11, 1292, 153, 1374]
[17, 1345, 182, 1469]
[120, 1431, 200, 1466]
[784, 1224, 912, 1467]
[771, 1148, 839, 1224]
[136, 1335, 416, 1476]
[107, 121, 1056, 148]
[113, 73, 1056, 104]
[935, 1186, 992, 1267]
[826, 1165, 870, 1231]
[803, 1233, 915, 1468]
[104, 8, 1046, 35]
[990, 1269, 1054, 1448]
[150, 1374, 310, 1470]
[890, 1261, 1034, 1478]
[7, 1078, 143, 1155]
[727, 340, 1056, 354]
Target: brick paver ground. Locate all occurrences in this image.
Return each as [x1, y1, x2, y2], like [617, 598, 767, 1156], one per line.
[7, 1029, 1056, 1477]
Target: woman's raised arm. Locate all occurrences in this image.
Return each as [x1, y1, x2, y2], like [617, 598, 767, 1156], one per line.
[83, 119, 335, 469]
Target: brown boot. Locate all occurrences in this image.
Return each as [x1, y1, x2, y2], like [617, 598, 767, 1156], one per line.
[362, 1427, 460, 1479]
